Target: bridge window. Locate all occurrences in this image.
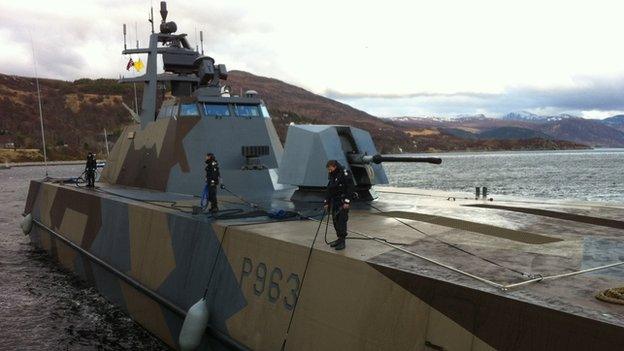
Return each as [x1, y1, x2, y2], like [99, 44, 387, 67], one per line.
[179, 103, 200, 117]
[203, 103, 231, 117]
[260, 105, 270, 118]
[235, 104, 261, 118]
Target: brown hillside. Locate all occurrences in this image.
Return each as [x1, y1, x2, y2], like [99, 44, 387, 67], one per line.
[0, 74, 136, 159]
[538, 118, 624, 147]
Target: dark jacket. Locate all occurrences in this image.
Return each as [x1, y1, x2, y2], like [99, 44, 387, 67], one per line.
[325, 165, 355, 205]
[205, 159, 220, 184]
[85, 156, 97, 171]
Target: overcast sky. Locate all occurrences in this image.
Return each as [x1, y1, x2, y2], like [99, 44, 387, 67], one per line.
[2, 0, 624, 119]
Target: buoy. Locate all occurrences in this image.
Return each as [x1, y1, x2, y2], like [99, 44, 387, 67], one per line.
[20, 214, 33, 235]
[179, 298, 210, 351]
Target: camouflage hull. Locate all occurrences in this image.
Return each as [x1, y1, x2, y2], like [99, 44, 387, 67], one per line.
[24, 181, 624, 350]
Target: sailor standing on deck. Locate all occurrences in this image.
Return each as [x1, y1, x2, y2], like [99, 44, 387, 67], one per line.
[85, 152, 97, 188]
[205, 153, 221, 213]
[324, 160, 355, 251]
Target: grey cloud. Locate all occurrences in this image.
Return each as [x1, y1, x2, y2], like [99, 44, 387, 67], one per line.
[329, 76, 624, 116]
[325, 89, 498, 100]
[1, 15, 120, 78]
[0, 1, 273, 80]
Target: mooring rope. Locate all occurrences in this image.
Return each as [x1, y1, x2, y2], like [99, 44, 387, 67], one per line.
[596, 287, 624, 305]
[280, 209, 327, 351]
[369, 204, 533, 278]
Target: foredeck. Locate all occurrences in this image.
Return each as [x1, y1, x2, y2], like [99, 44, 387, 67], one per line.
[42, 180, 624, 330]
[31, 180, 624, 348]
[209, 184, 624, 329]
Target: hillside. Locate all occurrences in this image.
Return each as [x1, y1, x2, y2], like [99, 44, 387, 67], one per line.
[392, 114, 624, 148]
[438, 126, 552, 141]
[0, 74, 136, 160]
[479, 127, 553, 140]
[602, 115, 624, 132]
[538, 118, 624, 147]
[0, 71, 590, 162]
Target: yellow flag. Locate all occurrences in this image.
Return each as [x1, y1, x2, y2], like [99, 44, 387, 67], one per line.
[134, 58, 144, 72]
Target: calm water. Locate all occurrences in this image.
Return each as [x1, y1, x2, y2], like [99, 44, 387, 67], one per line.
[384, 148, 624, 203]
[0, 149, 622, 349]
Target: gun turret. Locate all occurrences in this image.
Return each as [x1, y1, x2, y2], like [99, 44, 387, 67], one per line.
[279, 125, 441, 202]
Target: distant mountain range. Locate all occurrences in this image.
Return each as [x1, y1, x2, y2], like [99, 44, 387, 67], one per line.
[391, 111, 624, 148]
[500, 111, 578, 123]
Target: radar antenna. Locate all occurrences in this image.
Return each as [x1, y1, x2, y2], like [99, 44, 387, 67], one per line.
[122, 24, 127, 50]
[200, 30, 204, 55]
[160, 1, 168, 22]
[149, 5, 154, 33]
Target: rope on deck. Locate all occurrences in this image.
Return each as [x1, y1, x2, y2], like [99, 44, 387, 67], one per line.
[596, 287, 624, 305]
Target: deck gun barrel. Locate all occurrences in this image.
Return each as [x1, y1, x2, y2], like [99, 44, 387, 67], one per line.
[348, 154, 442, 165]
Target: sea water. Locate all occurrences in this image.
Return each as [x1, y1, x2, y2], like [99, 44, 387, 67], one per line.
[385, 148, 624, 203]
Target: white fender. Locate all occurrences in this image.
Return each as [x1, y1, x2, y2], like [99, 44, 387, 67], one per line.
[20, 213, 33, 235]
[179, 298, 210, 351]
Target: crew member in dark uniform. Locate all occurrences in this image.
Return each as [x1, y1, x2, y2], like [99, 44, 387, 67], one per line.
[205, 153, 221, 212]
[85, 152, 97, 188]
[324, 160, 355, 251]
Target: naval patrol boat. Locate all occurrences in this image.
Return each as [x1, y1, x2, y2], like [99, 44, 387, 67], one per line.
[21, 2, 624, 350]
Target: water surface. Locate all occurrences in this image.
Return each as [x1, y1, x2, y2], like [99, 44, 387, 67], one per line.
[384, 148, 624, 203]
[0, 165, 168, 350]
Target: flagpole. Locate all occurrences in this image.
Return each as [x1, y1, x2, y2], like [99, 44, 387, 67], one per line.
[103, 129, 110, 159]
[30, 32, 48, 176]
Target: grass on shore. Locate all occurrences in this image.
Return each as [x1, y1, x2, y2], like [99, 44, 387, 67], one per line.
[0, 148, 43, 163]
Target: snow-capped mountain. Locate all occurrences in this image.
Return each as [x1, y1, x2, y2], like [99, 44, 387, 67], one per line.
[454, 113, 489, 121]
[390, 112, 624, 147]
[393, 116, 451, 122]
[500, 111, 578, 122]
[500, 111, 541, 121]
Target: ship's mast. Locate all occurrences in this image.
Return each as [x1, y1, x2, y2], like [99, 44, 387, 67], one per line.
[119, 1, 200, 128]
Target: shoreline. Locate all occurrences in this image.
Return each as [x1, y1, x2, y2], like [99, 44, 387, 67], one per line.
[4, 147, 621, 166]
[1, 160, 106, 168]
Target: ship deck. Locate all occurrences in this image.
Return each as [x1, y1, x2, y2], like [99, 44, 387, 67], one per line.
[48, 180, 624, 331]
[367, 187, 624, 327]
[233, 185, 624, 330]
